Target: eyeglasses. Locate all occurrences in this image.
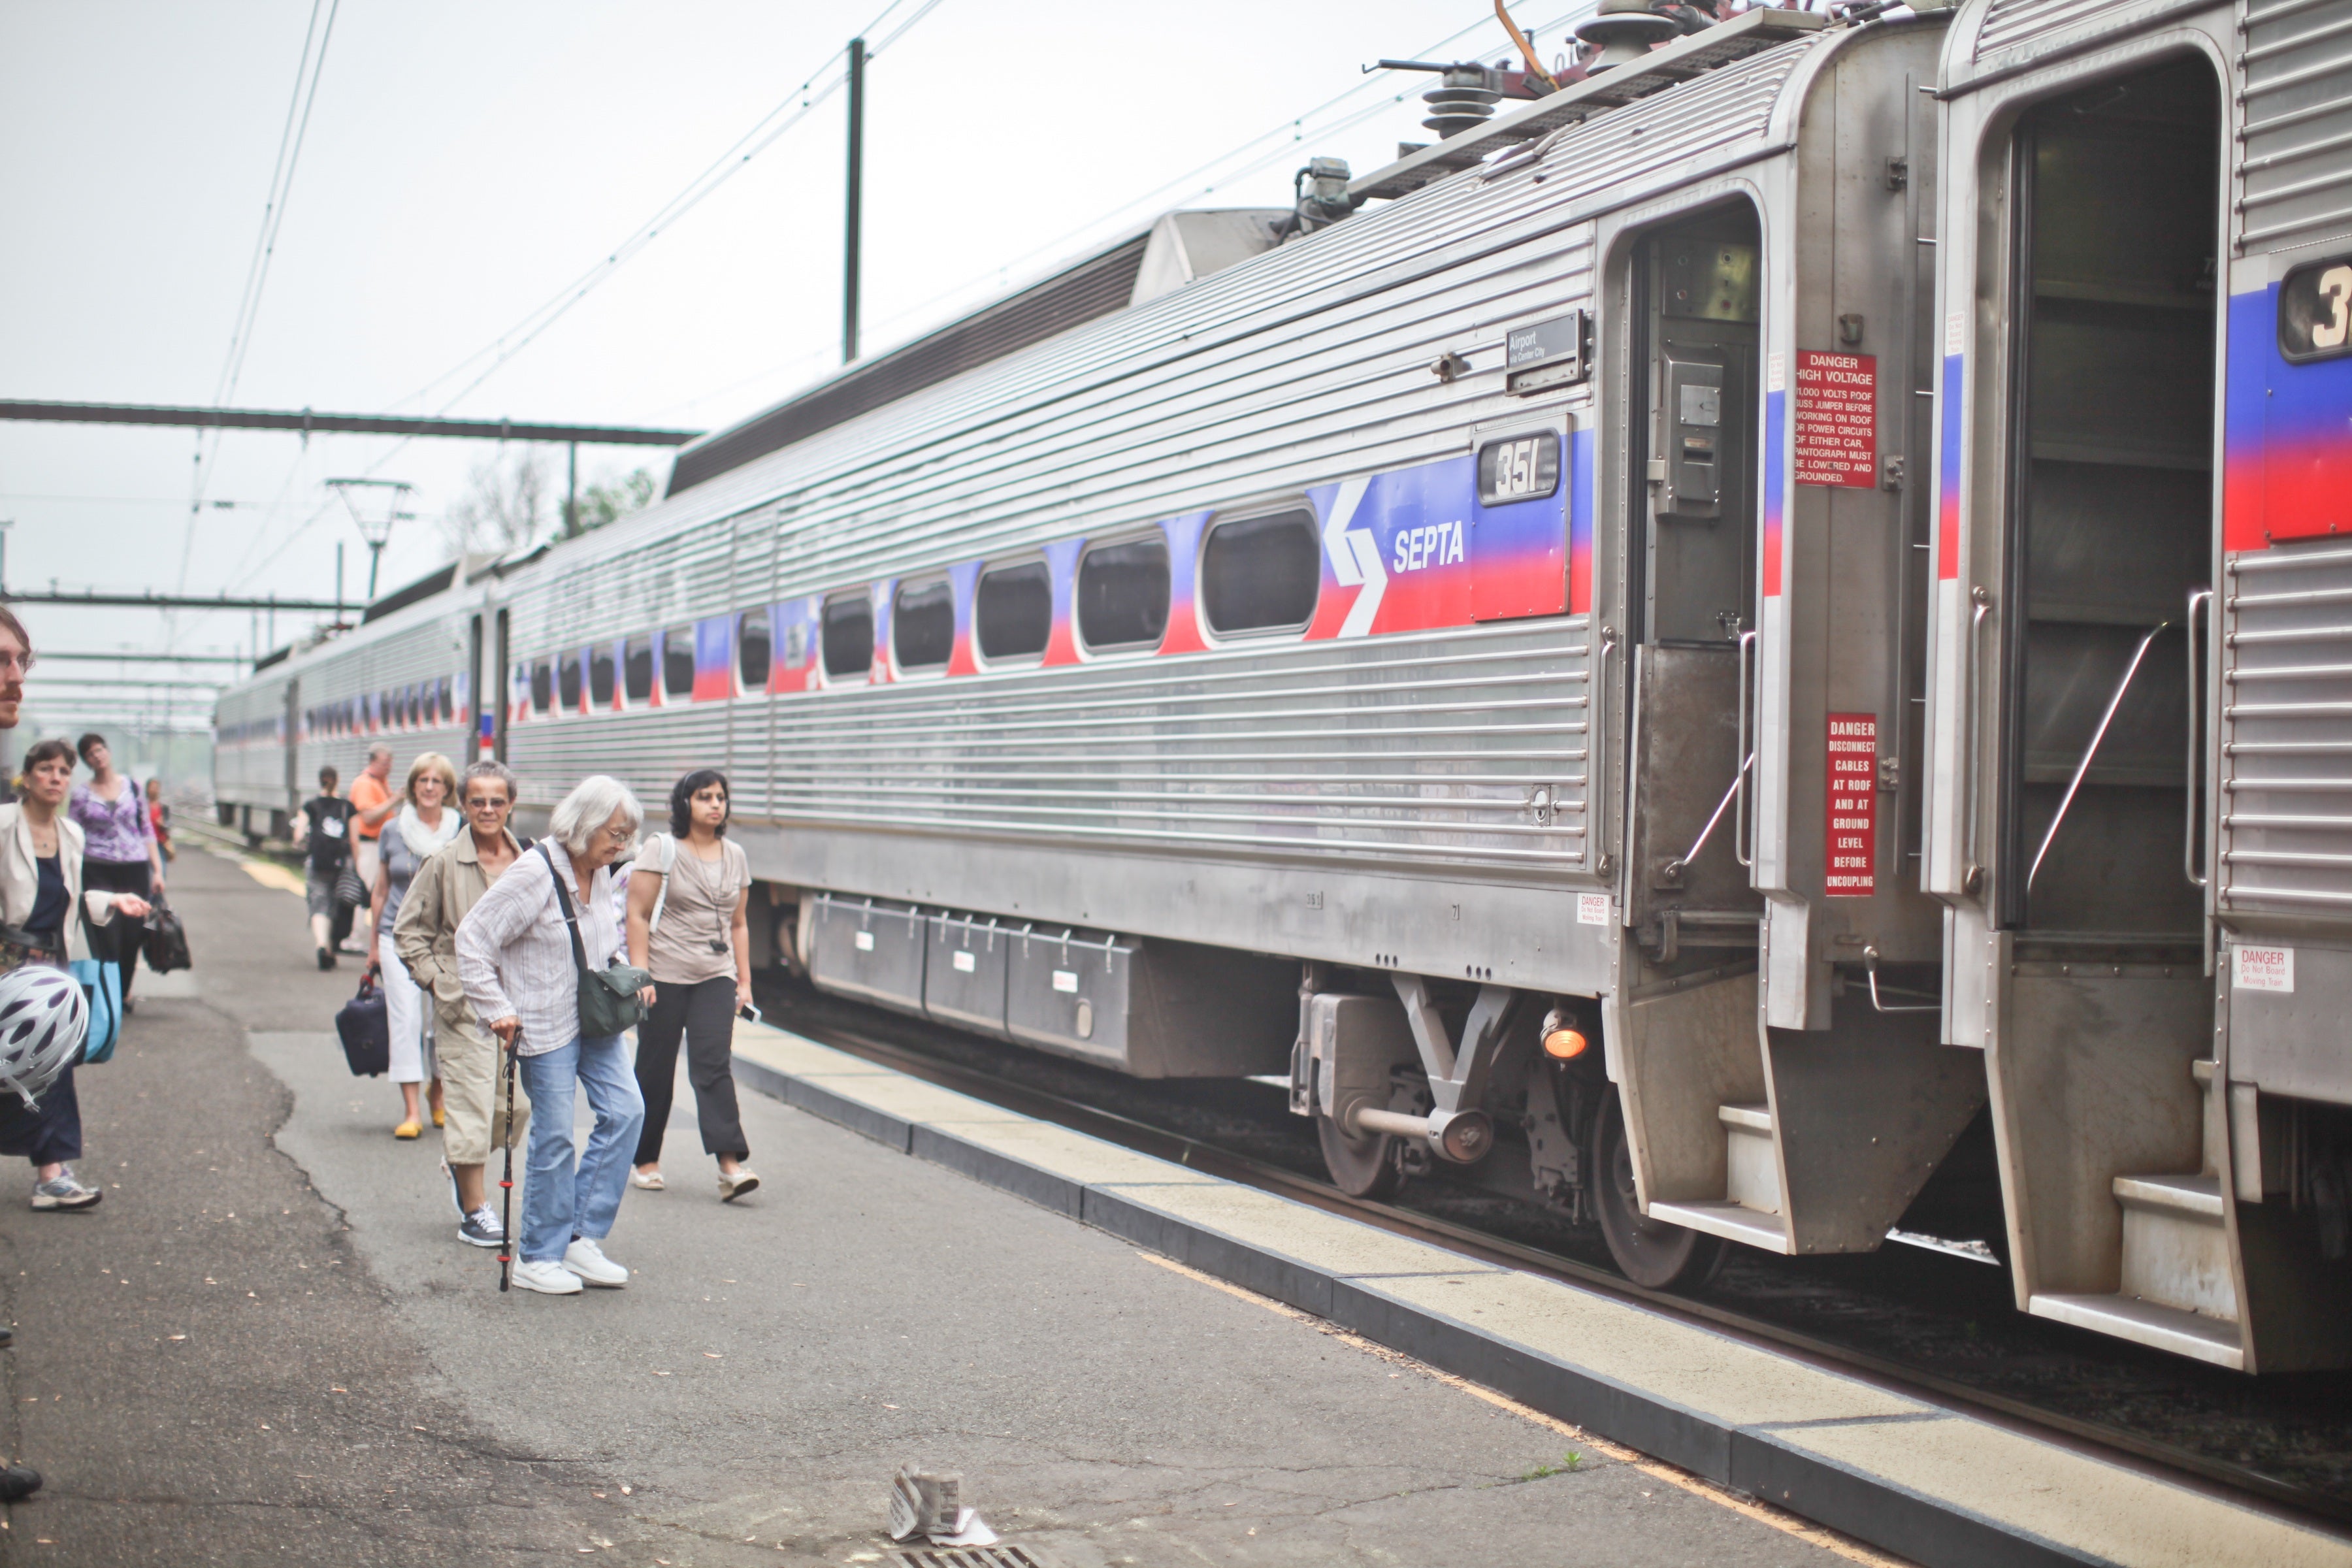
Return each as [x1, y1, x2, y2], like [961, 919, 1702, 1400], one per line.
[599, 825, 633, 843]
[0, 652, 32, 676]
[463, 796, 508, 811]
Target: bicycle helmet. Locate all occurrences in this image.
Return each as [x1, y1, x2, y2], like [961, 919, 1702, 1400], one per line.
[0, 966, 87, 1108]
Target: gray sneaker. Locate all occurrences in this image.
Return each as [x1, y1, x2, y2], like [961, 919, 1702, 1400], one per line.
[31, 1169, 101, 1212]
[458, 1206, 504, 1249]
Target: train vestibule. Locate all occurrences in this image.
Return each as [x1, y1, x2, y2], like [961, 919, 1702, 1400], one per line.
[1593, 11, 1984, 1282]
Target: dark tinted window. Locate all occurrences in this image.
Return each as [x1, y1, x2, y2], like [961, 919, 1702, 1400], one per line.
[976, 561, 1051, 661]
[822, 595, 874, 679]
[623, 636, 654, 703]
[1203, 510, 1320, 634]
[738, 610, 770, 691]
[531, 662, 553, 715]
[662, 629, 695, 698]
[557, 651, 583, 710]
[1077, 536, 1169, 651]
[588, 646, 615, 708]
[894, 580, 955, 670]
[406, 684, 422, 727]
[438, 676, 455, 723]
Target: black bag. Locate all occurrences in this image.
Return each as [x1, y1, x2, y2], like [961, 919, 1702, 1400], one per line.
[335, 967, 389, 1077]
[141, 892, 191, 974]
[538, 843, 651, 1037]
[334, 859, 368, 911]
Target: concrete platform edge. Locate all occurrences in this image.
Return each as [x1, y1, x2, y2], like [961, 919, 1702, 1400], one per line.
[734, 1042, 2146, 1568]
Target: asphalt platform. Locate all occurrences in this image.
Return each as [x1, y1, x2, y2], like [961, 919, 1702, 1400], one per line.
[0, 843, 1889, 1567]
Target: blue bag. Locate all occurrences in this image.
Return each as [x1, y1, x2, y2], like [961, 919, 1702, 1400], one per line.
[69, 957, 121, 1065]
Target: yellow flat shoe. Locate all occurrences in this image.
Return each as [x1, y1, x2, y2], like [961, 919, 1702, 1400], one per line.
[431, 1107, 445, 1128]
[393, 1120, 423, 1140]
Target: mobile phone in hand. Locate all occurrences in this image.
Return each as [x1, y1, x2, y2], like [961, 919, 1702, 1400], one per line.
[738, 1002, 762, 1024]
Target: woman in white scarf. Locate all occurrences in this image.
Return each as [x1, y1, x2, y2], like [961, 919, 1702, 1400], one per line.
[371, 753, 463, 1138]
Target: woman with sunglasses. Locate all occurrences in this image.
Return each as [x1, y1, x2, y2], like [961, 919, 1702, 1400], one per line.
[624, 770, 757, 1201]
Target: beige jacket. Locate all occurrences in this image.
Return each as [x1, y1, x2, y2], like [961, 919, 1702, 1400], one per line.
[0, 805, 125, 962]
[394, 827, 521, 1021]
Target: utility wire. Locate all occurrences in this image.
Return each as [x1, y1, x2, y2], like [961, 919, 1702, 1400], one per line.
[180, 0, 340, 622]
[233, 0, 951, 593]
[661, 3, 1601, 425]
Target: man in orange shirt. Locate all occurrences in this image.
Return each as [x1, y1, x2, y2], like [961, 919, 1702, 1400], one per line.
[346, 744, 399, 952]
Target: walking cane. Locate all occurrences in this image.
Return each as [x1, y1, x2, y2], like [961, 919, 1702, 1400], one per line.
[496, 1024, 521, 1292]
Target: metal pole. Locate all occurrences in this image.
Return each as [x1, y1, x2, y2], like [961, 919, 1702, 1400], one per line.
[367, 540, 383, 600]
[566, 441, 579, 537]
[844, 35, 866, 365]
[336, 541, 344, 617]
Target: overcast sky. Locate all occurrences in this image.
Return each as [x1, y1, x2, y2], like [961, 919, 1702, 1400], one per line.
[1, 0, 1597, 738]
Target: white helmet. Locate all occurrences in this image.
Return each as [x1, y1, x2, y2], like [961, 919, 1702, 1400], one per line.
[0, 967, 87, 1109]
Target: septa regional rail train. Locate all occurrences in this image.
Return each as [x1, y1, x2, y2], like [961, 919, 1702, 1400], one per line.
[215, 0, 2352, 1372]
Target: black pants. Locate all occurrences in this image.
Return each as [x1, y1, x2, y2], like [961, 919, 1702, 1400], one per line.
[82, 858, 150, 1004]
[0, 1062, 81, 1167]
[632, 976, 747, 1164]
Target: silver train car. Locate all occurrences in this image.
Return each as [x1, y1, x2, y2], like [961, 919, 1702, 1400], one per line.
[212, 0, 2352, 1371]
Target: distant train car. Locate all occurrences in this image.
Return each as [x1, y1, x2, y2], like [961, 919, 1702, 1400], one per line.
[214, 0, 2352, 1370]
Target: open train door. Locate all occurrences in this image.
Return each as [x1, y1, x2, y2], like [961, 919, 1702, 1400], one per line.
[1927, 22, 2289, 1367]
[1597, 203, 1769, 1288]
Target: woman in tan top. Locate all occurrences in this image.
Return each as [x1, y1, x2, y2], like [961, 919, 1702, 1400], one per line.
[625, 769, 757, 1201]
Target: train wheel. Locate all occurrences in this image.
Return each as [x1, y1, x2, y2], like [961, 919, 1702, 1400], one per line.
[1593, 1091, 1727, 1291]
[1316, 1109, 1403, 1201]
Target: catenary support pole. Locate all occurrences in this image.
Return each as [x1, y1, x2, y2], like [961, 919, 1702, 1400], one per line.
[844, 35, 866, 365]
[565, 441, 579, 537]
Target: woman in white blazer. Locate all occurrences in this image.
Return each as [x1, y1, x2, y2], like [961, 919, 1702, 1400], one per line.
[0, 737, 149, 1209]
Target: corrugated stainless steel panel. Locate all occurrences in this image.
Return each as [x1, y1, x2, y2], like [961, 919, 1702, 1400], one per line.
[2219, 540, 2352, 911]
[1976, 0, 2119, 56]
[2237, 0, 2352, 252]
[760, 620, 1590, 872]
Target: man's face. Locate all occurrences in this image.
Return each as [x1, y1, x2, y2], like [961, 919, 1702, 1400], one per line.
[463, 783, 512, 837]
[0, 625, 26, 730]
[367, 753, 391, 780]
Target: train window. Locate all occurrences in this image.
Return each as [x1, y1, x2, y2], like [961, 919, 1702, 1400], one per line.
[588, 645, 615, 708]
[1202, 510, 1320, 635]
[438, 676, 454, 723]
[822, 595, 874, 679]
[382, 691, 397, 730]
[623, 636, 654, 703]
[1076, 536, 1169, 651]
[737, 609, 770, 692]
[531, 661, 554, 715]
[661, 629, 696, 698]
[405, 684, 421, 728]
[975, 561, 1051, 661]
[558, 651, 583, 711]
[894, 579, 955, 670]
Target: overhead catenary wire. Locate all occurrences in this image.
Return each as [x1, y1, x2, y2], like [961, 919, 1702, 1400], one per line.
[182, 0, 341, 598]
[231, 0, 952, 593]
[655, 1, 1605, 426]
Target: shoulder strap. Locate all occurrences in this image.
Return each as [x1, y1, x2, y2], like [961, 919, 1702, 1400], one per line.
[536, 841, 590, 978]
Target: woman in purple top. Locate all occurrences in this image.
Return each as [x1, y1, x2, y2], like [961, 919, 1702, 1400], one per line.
[69, 734, 162, 1011]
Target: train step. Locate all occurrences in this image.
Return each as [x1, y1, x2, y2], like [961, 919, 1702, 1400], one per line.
[1719, 1102, 1779, 1215]
[2027, 1290, 2244, 1371]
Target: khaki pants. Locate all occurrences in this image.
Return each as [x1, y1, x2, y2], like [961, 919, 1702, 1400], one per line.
[436, 999, 531, 1165]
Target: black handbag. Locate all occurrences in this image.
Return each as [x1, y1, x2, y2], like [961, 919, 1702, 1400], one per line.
[334, 858, 368, 911]
[140, 891, 191, 974]
[538, 843, 650, 1037]
[335, 967, 389, 1077]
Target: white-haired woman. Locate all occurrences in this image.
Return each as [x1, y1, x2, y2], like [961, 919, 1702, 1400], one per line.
[455, 776, 649, 1296]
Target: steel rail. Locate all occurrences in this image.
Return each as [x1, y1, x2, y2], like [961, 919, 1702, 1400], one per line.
[767, 994, 2352, 1534]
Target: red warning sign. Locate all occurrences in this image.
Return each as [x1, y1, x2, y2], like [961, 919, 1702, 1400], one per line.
[1825, 712, 1878, 897]
[1794, 350, 1877, 488]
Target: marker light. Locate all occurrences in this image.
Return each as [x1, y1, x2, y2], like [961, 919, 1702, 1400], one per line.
[1539, 1005, 1588, 1060]
[1543, 1026, 1590, 1060]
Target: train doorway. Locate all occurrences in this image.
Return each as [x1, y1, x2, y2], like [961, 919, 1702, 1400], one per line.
[1997, 57, 2217, 936]
[1623, 203, 1766, 958]
[1981, 56, 2236, 1362]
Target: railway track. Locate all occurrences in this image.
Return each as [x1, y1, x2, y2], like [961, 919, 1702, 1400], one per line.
[757, 979, 2352, 1537]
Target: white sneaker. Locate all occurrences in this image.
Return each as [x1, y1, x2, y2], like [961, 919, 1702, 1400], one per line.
[510, 1259, 583, 1296]
[563, 1237, 628, 1288]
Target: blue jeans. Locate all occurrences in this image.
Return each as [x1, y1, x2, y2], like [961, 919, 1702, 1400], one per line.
[514, 1035, 643, 1266]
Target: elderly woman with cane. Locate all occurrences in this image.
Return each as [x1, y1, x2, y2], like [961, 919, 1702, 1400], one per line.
[455, 776, 650, 1297]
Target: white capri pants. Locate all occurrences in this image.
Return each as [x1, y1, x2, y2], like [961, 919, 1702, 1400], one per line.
[377, 929, 436, 1085]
